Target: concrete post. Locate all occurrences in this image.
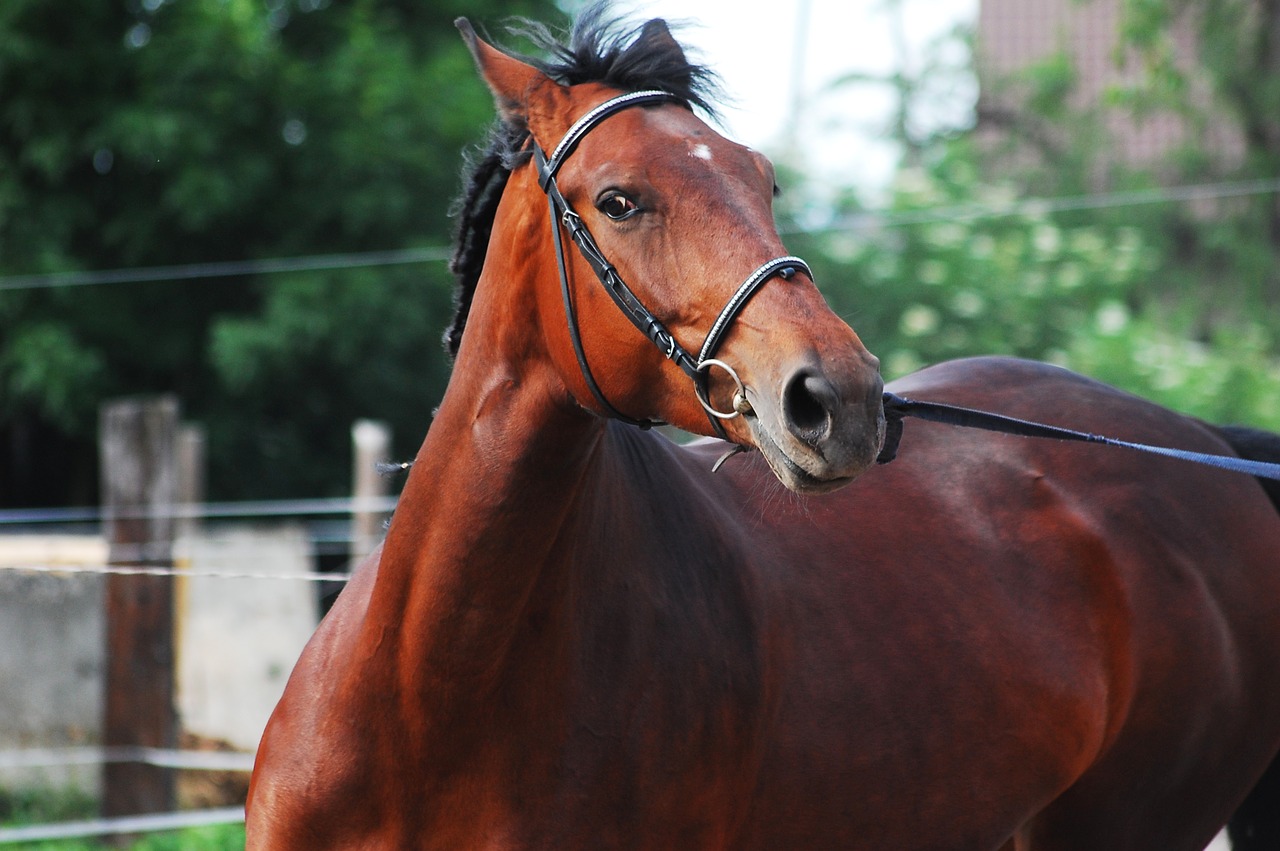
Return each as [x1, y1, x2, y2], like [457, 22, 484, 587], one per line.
[350, 420, 391, 563]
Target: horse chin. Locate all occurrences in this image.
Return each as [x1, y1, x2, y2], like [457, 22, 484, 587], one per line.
[746, 417, 880, 495]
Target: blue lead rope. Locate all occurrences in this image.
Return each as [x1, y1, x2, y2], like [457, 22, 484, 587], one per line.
[878, 392, 1280, 482]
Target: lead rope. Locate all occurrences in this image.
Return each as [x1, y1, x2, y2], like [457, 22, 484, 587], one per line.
[877, 392, 1280, 481]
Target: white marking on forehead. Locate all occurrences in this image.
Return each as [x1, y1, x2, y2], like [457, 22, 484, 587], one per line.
[689, 143, 713, 161]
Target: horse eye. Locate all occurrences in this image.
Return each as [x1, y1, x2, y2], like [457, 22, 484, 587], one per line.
[597, 192, 640, 221]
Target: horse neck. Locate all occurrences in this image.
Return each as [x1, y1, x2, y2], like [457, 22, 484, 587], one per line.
[361, 194, 604, 701]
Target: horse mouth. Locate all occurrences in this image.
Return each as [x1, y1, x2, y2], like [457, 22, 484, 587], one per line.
[737, 382, 887, 494]
[747, 420, 861, 495]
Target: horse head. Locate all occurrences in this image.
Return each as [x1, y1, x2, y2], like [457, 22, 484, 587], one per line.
[457, 16, 884, 493]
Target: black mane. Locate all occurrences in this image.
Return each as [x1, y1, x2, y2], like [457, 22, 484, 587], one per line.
[444, 2, 720, 358]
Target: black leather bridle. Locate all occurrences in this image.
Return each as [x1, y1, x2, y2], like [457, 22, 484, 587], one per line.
[531, 89, 813, 439]
[523, 92, 1280, 484]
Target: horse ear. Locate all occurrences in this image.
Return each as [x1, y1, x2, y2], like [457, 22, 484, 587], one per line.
[638, 18, 687, 65]
[456, 18, 550, 124]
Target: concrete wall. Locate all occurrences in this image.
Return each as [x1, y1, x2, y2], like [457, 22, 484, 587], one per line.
[0, 537, 107, 790]
[174, 525, 317, 753]
[976, 0, 1245, 174]
[0, 526, 319, 791]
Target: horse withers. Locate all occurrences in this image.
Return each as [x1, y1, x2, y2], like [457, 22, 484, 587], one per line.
[247, 7, 1280, 849]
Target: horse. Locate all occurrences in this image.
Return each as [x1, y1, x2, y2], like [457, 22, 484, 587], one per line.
[246, 8, 1280, 849]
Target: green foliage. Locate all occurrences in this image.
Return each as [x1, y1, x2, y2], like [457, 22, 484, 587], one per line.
[799, 151, 1156, 380]
[131, 823, 244, 851]
[1022, 50, 1077, 119]
[0, 786, 96, 826]
[798, 140, 1280, 431]
[0, 0, 559, 504]
[1064, 308, 1280, 431]
[0, 322, 104, 432]
[207, 265, 455, 497]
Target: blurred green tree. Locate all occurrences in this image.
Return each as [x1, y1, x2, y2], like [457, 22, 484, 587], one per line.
[0, 0, 555, 504]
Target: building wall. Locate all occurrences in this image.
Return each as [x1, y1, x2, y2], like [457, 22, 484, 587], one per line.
[976, 0, 1243, 174]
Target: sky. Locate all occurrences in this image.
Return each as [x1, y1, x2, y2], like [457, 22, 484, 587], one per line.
[617, 0, 978, 200]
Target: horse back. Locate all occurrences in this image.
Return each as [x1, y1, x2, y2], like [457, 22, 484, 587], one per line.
[735, 356, 1280, 849]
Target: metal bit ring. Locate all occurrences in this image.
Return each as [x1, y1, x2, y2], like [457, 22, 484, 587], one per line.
[695, 358, 752, 420]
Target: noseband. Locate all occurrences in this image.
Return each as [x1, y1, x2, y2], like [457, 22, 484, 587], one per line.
[532, 89, 813, 439]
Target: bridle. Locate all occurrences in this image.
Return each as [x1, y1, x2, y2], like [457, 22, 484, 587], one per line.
[526, 93, 1280, 483]
[523, 90, 1280, 486]
[531, 89, 813, 439]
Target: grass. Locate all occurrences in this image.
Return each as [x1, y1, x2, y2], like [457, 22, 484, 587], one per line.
[0, 788, 245, 851]
[0, 824, 246, 851]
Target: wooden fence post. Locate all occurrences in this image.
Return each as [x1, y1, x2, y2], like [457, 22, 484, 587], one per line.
[99, 396, 178, 818]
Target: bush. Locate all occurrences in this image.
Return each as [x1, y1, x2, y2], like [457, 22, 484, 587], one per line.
[791, 147, 1280, 433]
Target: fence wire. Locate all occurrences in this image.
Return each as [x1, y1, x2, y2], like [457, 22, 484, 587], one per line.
[1, 177, 1276, 292]
[0, 496, 397, 527]
[0, 747, 253, 773]
[0, 496, 363, 845]
[0, 808, 245, 845]
[0, 748, 254, 843]
[1, 562, 352, 582]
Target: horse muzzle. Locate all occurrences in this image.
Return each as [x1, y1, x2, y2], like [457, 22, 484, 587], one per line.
[740, 351, 885, 494]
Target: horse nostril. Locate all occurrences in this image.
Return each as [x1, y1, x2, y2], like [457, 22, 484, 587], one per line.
[784, 371, 838, 445]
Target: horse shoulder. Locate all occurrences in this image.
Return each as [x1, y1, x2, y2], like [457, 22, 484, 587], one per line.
[247, 548, 383, 849]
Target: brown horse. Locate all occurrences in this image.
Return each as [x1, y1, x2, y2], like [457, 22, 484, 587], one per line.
[247, 9, 1280, 849]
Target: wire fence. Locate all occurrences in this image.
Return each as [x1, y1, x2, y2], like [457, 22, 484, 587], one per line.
[0, 177, 1276, 293]
[0, 247, 450, 292]
[0, 748, 254, 774]
[0, 807, 246, 845]
[0, 744, 253, 844]
[5, 562, 350, 582]
[0, 496, 395, 844]
[0, 496, 398, 528]
[0, 496, 398, 569]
